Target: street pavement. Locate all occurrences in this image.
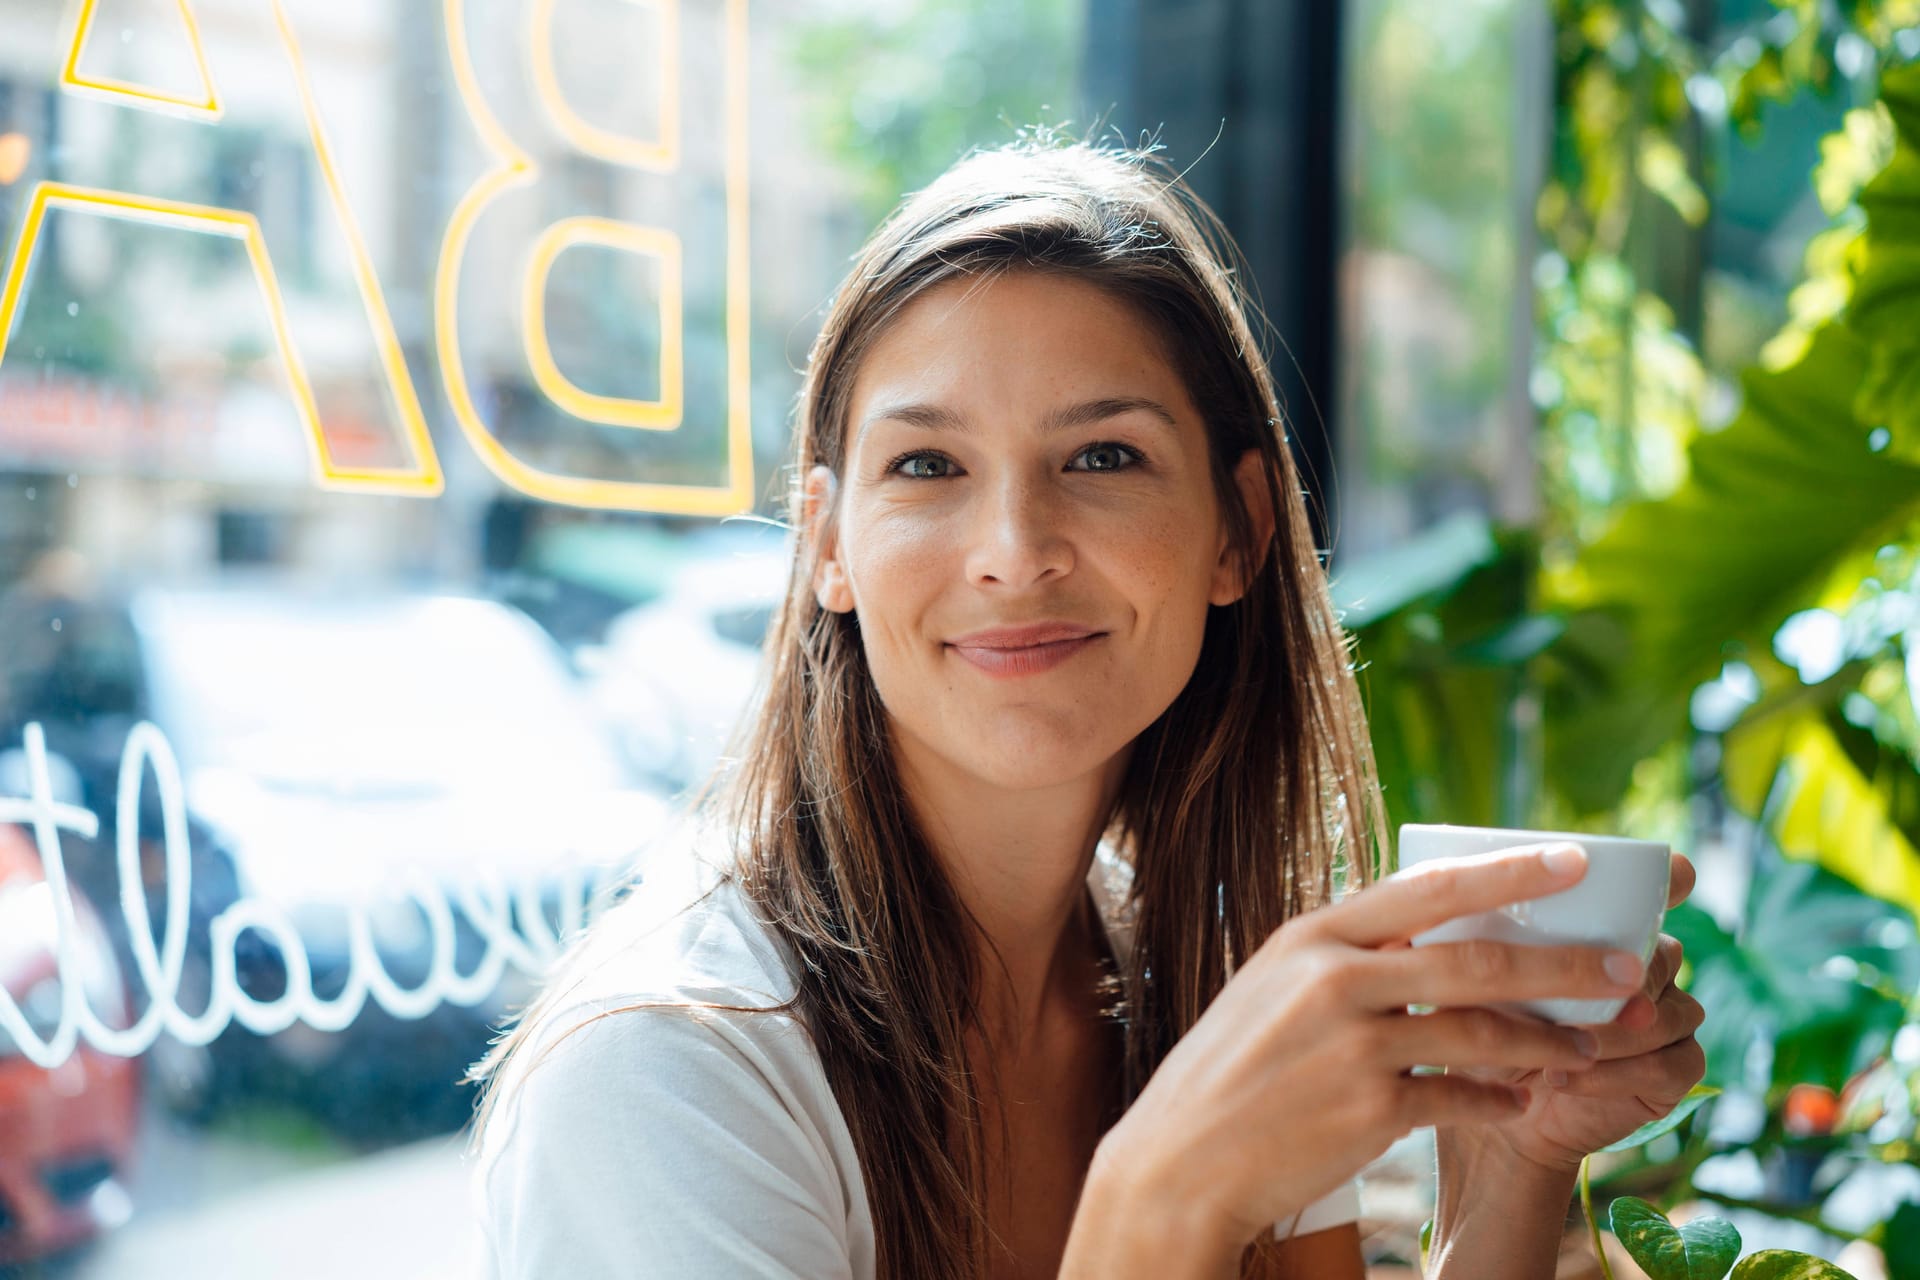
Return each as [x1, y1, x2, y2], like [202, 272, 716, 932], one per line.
[66, 1123, 480, 1280]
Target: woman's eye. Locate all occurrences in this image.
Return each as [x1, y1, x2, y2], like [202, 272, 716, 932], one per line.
[1068, 443, 1143, 473]
[889, 452, 957, 479]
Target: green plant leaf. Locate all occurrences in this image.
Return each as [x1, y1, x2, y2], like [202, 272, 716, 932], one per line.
[1724, 707, 1920, 915]
[1419, 1218, 1433, 1273]
[1852, 64, 1920, 357]
[1542, 61, 1920, 818]
[1608, 1196, 1742, 1280]
[1728, 1251, 1857, 1279]
[1666, 861, 1918, 1091]
[1348, 521, 1533, 830]
[1543, 324, 1920, 813]
[1593, 1084, 1722, 1154]
[1879, 1198, 1920, 1280]
[1332, 512, 1500, 629]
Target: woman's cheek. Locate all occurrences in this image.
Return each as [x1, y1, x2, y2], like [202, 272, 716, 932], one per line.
[860, 520, 961, 614]
[840, 508, 961, 699]
[1098, 509, 1191, 600]
[1117, 519, 1221, 676]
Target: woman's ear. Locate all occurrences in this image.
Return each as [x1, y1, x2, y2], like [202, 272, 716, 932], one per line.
[803, 465, 856, 614]
[1209, 448, 1278, 606]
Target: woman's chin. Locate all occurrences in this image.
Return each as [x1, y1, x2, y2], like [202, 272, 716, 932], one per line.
[947, 726, 1128, 792]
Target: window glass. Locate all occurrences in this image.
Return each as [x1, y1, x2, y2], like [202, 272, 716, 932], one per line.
[1336, 0, 1539, 554]
[0, 0, 1085, 1269]
[0, 0, 1534, 1268]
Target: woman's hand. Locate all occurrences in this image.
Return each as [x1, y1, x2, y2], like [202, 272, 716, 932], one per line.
[1078, 843, 1647, 1256]
[1444, 853, 1708, 1176]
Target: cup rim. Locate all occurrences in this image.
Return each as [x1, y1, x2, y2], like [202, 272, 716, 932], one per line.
[1397, 822, 1669, 855]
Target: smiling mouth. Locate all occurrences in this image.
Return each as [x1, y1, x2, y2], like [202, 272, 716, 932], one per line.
[946, 633, 1106, 677]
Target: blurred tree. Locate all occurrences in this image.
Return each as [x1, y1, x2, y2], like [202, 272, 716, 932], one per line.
[782, 0, 1085, 227]
[1548, 62, 1920, 902]
[1356, 5, 1920, 863]
[1532, 0, 1917, 548]
[1339, 0, 1528, 555]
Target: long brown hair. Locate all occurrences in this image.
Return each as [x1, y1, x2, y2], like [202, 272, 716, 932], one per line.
[473, 138, 1387, 1279]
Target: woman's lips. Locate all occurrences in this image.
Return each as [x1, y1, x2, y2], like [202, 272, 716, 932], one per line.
[940, 625, 1105, 675]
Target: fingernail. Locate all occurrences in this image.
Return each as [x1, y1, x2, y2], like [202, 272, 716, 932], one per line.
[1509, 1085, 1532, 1107]
[1545, 1070, 1568, 1088]
[1573, 1030, 1599, 1058]
[1543, 844, 1586, 877]
[1605, 952, 1644, 986]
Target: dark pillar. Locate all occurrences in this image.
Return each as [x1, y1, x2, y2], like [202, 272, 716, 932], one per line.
[1084, 0, 1346, 549]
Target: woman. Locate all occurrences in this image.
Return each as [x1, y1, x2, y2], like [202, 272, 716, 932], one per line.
[471, 139, 1706, 1279]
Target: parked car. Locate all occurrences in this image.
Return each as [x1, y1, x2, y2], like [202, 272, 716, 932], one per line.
[0, 575, 672, 1142]
[578, 523, 792, 791]
[0, 814, 139, 1266]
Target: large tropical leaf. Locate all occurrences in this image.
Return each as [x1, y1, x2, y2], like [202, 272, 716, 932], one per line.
[1724, 705, 1920, 915]
[1545, 324, 1920, 812]
[1666, 859, 1918, 1091]
[1853, 65, 1920, 460]
[1544, 65, 1920, 816]
[1333, 512, 1500, 630]
[1340, 516, 1548, 832]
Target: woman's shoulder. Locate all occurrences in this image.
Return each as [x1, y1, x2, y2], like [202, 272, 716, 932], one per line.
[474, 824, 868, 1275]
[555, 841, 802, 1013]
[539, 826, 1133, 1019]
[473, 985, 864, 1278]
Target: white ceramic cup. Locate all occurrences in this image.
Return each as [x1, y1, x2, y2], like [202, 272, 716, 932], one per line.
[1397, 823, 1672, 1026]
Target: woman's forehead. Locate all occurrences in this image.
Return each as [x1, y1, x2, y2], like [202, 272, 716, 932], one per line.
[845, 270, 1198, 433]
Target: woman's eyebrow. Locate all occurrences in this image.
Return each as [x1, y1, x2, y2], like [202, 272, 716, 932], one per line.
[1045, 396, 1179, 433]
[859, 396, 1179, 438]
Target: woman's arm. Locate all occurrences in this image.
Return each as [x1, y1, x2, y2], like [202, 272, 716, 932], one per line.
[1062, 1146, 1367, 1280]
[1060, 1144, 1246, 1279]
[1426, 1128, 1578, 1278]
[1062, 847, 1630, 1277]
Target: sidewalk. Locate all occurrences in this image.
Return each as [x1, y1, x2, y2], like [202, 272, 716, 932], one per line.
[75, 1135, 480, 1280]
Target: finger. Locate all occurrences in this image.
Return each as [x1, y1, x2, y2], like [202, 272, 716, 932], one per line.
[1361, 936, 1644, 1011]
[1666, 853, 1696, 910]
[1606, 993, 1659, 1035]
[1380, 1006, 1601, 1074]
[1319, 842, 1591, 948]
[1560, 936, 1681, 1041]
[1641, 935, 1683, 996]
[1591, 987, 1704, 1060]
[1545, 1036, 1706, 1096]
[1394, 1072, 1533, 1131]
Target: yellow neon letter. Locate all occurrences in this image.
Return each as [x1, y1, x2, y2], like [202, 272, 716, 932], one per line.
[8, 0, 443, 497]
[0, 185, 327, 469]
[524, 219, 686, 431]
[437, 0, 753, 516]
[530, 0, 680, 172]
[64, 0, 221, 121]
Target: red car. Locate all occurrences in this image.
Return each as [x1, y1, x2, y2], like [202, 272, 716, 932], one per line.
[0, 820, 140, 1265]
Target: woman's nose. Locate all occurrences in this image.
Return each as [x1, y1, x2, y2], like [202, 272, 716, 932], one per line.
[963, 474, 1073, 590]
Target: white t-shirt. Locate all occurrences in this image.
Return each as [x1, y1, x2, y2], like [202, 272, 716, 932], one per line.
[473, 834, 1362, 1277]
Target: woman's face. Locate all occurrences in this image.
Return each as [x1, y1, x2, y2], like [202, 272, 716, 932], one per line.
[808, 269, 1266, 794]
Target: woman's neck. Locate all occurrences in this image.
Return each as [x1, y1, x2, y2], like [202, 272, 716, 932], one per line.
[892, 727, 1131, 1058]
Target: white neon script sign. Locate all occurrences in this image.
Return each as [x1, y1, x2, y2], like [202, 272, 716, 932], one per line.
[0, 722, 599, 1071]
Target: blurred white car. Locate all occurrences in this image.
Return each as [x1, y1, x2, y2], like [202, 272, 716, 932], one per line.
[580, 523, 792, 792]
[5, 578, 674, 1139]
